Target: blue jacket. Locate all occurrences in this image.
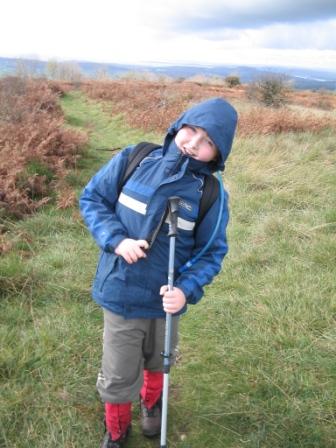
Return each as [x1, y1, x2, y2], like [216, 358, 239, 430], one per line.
[79, 98, 237, 319]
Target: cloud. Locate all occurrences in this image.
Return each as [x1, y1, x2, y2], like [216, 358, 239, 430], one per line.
[255, 20, 336, 50]
[162, 0, 336, 31]
[143, 1, 336, 55]
[1, 0, 336, 70]
[200, 19, 336, 51]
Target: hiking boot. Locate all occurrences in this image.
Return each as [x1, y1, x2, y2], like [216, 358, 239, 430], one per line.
[100, 426, 131, 448]
[140, 398, 161, 437]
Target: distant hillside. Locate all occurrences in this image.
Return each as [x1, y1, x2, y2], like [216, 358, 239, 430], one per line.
[0, 56, 335, 91]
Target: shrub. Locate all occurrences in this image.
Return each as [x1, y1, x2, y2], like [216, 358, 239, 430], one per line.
[247, 74, 290, 107]
[238, 105, 336, 136]
[81, 79, 245, 132]
[82, 79, 336, 137]
[225, 75, 241, 88]
[46, 60, 83, 83]
[286, 89, 336, 110]
[0, 77, 88, 218]
[311, 90, 334, 110]
[15, 58, 40, 78]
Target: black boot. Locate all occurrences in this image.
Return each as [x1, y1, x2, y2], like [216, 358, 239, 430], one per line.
[140, 398, 161, 437]
[100, 426, 131, 448]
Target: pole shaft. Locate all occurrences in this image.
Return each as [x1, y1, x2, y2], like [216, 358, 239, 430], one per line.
[160, 372, 169, 447]
[160, 236, 175, 447]
[161, 197, 179, 448]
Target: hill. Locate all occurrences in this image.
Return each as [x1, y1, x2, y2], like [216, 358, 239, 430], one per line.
[1, 56, 336, 90]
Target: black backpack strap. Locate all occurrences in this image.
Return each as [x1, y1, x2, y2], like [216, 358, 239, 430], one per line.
[196, 174, 219, 228]
[119, 142, 219, 232]
[119, 142, 161, 193]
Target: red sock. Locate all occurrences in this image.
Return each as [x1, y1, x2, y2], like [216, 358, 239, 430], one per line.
[105, 402, 132, 441]
[140, 369, 163, 410]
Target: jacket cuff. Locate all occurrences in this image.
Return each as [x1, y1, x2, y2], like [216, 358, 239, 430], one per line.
[175, 281, 198, 305]
[104, 234, 127, 253]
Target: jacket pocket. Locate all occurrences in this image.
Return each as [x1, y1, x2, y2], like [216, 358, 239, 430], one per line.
[95, 251, 119, 293]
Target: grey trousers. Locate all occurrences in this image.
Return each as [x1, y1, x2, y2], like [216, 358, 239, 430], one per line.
[97, 309, 179, 403]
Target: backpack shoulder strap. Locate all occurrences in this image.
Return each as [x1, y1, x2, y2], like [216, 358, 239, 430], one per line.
[119, 142, 219, 230]
[120, 142, 161, 191]
[196, 174, 219, 228]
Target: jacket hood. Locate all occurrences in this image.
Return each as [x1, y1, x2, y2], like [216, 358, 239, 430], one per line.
[164, 97, 238, 171]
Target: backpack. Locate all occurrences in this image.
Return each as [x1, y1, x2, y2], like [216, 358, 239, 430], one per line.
[118, 142, 219, 229]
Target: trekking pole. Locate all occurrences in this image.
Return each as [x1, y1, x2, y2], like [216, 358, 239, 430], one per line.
[160, 196, 180, 448]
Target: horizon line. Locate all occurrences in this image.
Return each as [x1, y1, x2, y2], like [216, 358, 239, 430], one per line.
[0, 54, 336, 74]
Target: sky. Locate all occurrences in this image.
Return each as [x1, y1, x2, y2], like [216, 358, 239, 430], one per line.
[1, 0, 336, 71]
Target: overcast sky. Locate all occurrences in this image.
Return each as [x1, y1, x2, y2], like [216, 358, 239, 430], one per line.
[1, 0, 336, 71]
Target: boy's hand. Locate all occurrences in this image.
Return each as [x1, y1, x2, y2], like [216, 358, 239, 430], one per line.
[160, 286, 186, 314]
[115, 238, 149, 264]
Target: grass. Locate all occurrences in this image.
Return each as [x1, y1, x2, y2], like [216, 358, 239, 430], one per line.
[1, 91, 336, 447]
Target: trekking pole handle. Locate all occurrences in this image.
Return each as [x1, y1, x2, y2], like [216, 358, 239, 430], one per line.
[167, 196, 179, 237]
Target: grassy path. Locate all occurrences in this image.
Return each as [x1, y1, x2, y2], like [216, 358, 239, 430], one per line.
[1, 91, 335, 447]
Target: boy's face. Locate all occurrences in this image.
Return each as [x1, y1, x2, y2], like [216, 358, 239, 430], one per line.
[175, 125, 218, 162]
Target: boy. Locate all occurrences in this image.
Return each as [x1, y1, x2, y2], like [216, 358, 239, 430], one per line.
[79, 97, 237, 447]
